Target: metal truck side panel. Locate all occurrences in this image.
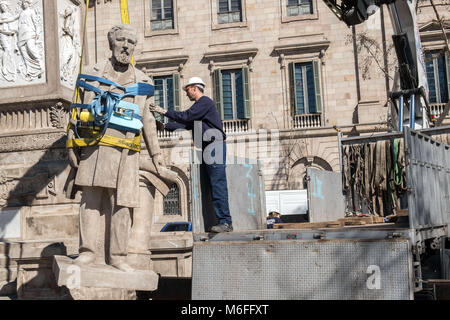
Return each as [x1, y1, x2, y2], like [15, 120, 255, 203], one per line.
[405, 127, 450, 231]
[192, 238, 413, 300]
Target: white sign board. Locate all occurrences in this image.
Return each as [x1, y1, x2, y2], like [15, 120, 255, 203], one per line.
[265, 190, 308, 216]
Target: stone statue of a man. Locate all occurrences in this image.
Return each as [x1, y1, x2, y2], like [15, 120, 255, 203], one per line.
[66, 24, 169, 272]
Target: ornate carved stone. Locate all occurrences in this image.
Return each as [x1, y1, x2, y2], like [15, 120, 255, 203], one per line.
[50, 102, 67, 129]
[58, 0, 82, 89]
[0, 0, 46, 87]
[0, 131, 66, 153]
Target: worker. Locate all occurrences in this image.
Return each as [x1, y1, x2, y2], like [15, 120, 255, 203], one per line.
[149, 77, 233, 233]
[267, 211, 283, 229]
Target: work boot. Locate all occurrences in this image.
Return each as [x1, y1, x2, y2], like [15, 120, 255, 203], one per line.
[74, 252, 96, 265]
[210, 223, 233, 233]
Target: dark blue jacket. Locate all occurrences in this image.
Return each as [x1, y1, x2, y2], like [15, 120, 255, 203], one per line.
[164, 96, 226, 148]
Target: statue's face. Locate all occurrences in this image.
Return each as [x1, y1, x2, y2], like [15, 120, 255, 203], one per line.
[111, 29, 136, 66]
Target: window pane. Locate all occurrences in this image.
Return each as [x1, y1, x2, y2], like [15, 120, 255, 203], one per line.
[221, 70, 245, 120]
[294, 64, 305, 114]
[218, 0, 229, 13]
[234, 70, 245, 119]
[287, 0, 313, 16]
[163, 184, 180, 215]
[151, 0, 174, 30]
[163, 0, 173, 19]
[218, 0, 242, 23]
[218, 13, 230, 24]
[222, 72, 233, 120]
[154, 76, 175, 123]
[425, 53, 437, 103]
[152, 0, 162, 9]
[230, 0, 241, 12]
[437, 54, 448, 102]
[306, 64, 316, 113]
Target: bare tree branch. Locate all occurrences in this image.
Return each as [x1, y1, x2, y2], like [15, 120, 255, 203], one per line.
[429, 0, 450, 53]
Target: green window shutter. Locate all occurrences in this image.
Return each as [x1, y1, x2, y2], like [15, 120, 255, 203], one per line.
[288, 62, 297, 116]
[446, 50, 450, 102]
[242, 66, 251, 119]
[312, 60, 322, 113]
[172, 73, 180, 111]
[214, 69, 224, 119]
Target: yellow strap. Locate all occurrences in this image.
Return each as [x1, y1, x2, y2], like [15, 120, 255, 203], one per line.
[120, 0, 135, 65]
[66, 134, 142, 152]
[67, 0, 91, 133]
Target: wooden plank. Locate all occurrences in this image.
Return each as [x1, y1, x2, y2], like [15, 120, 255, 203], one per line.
[396, 209, 409, 217]
[274, 215, 387, 230]
[274, 221, 343, 230]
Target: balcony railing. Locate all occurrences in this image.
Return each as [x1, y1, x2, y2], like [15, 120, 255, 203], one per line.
[430, 102, 450, 119]
[222, 119, 249, 134]
[157, 130, 179, 139]
[293, 113, 322, 129]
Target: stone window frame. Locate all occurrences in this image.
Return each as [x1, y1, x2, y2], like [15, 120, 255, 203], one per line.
[210, 0, 248, 31]
[144, 0, 179, 37]
[135, 54, 188, 126]
[204, 48, 258, 125]
[274, 40, 329, 128]
[280, 0, 319, 23]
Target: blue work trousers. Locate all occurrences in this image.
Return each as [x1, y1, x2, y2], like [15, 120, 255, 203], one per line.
[202, 143, 232, 225]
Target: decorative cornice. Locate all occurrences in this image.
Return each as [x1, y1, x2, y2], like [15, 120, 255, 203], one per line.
[203, 48, 258, 72]
[273, 40, 330, 56]
[135, 55, 189, 75]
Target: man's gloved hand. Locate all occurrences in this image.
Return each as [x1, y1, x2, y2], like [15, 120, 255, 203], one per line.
[155, 119, 165, 131]
[149, 103, 167, 115]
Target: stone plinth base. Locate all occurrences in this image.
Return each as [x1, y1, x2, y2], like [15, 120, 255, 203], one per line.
[52, 255, 159, 299]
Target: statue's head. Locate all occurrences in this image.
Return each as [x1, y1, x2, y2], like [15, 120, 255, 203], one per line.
[0, 2, 8, 12]
[64, 7, 73, 17]
[108, 24, 137, 66]
[21, 0, 31, 9]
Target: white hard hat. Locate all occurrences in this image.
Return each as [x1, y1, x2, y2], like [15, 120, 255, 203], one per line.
[183, 77, 205, 91]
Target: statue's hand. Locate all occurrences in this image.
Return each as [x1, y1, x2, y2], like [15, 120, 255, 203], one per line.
[152, 153, 165, 173]
[149, 103, 167, 115]
[68, 148, 79, 169]
[67, 129, 79, 169]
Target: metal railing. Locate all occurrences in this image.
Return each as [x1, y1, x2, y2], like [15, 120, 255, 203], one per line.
[293, 113, 322, 129]
[223, 119, 249, 133]
[157, 130, 179, 139]
[430, 102, 449, 119]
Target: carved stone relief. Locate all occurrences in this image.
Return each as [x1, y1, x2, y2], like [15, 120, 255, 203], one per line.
[0, 0, 46, 87]
[0, 102, 69, 134]
[58, 0, 81, 89]
[0, 131, 66, 152]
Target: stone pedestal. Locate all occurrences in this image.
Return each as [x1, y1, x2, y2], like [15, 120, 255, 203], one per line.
[52, 255, 159, 300]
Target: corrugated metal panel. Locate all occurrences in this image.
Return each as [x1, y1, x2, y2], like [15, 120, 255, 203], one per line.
[404, 127, 450, 230]
[191, 157, 266, 233]
[192, 238, 413, 300]
[307, 168, 346, 222]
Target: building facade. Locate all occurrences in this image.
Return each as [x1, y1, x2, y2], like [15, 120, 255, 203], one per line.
[0, 0, 448, 298]
[81, 0, 449, 230]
